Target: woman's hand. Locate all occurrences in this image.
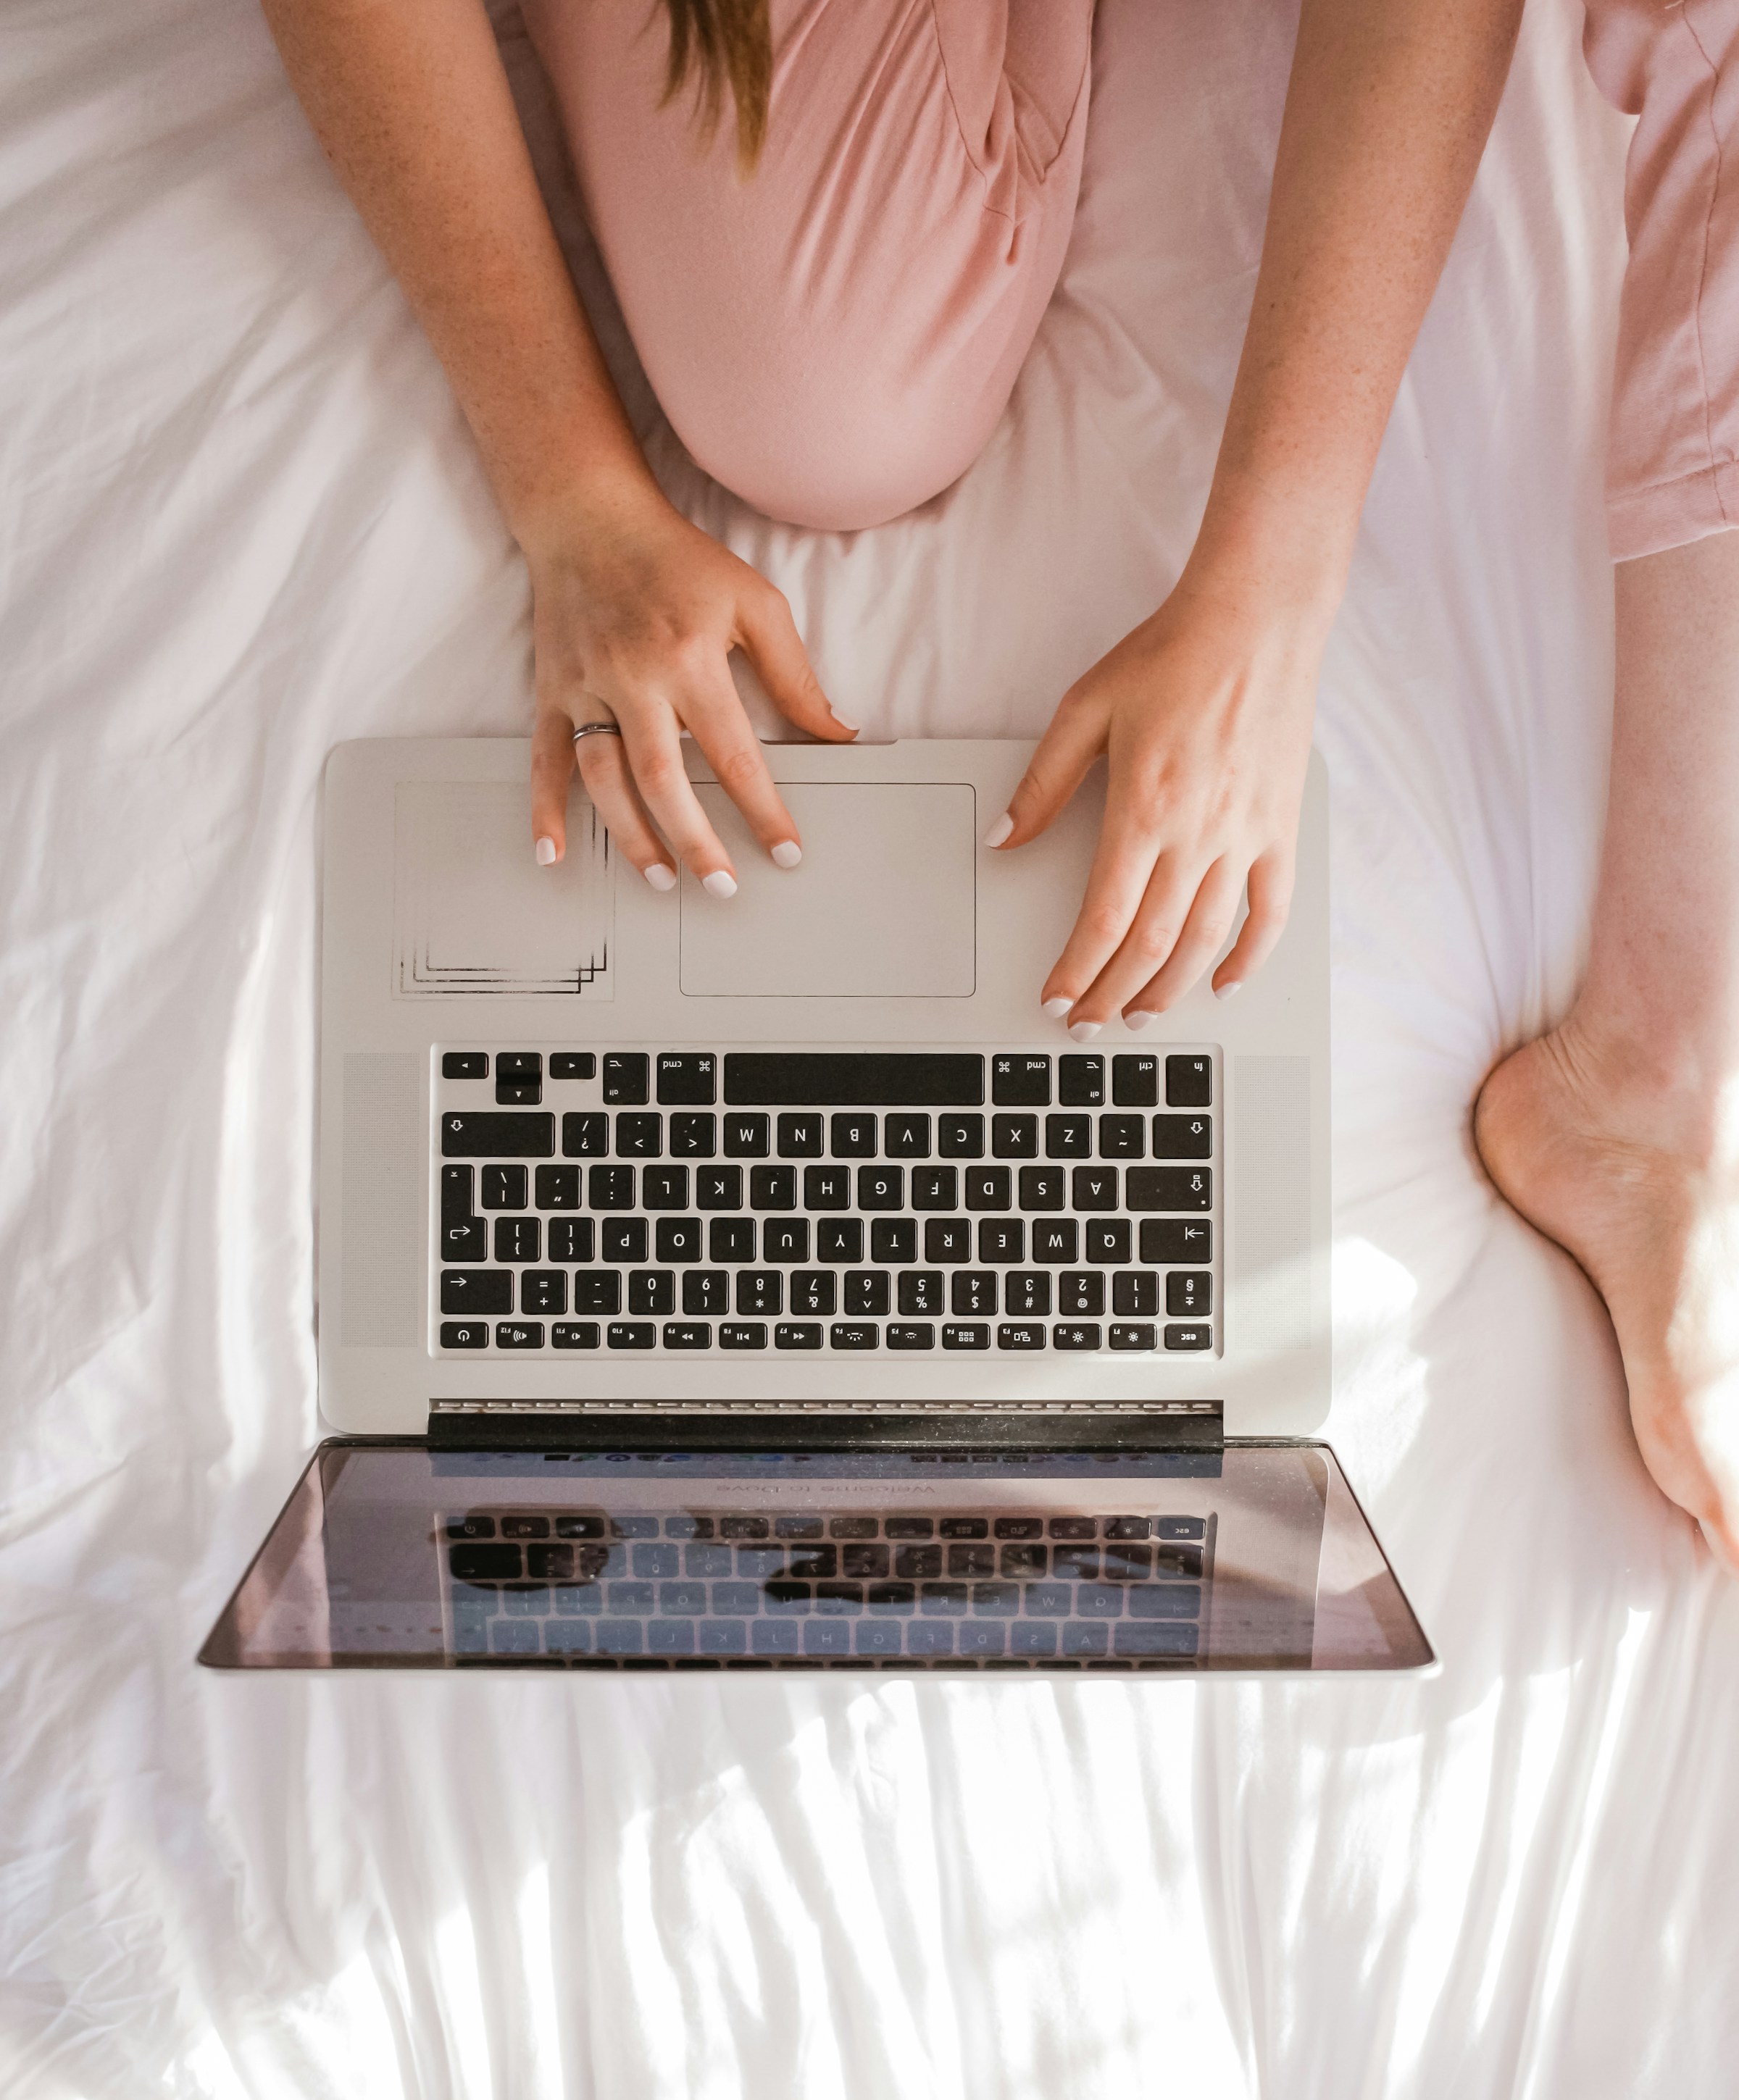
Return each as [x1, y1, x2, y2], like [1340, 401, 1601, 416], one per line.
[526, 480, 856, 891]
[988, 566, 1325, 1033]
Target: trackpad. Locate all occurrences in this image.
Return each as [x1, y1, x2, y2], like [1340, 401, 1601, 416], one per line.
[679, 782, 976, 997]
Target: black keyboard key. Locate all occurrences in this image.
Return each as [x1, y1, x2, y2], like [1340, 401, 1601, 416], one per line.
[521, 1270, 567, 1314]
[724, 1113, 770, 1157]
[1004, 1272, 1051, 1315]
[662, 1321, 712, 1350]
[1058, 1054, 1104, 1107]
[1167, 1271, 1212, 1315]
[830, 1113, 877, 1158]
[942, 1322, 990, 1350]
[534, 1164, 580, 1210]
[951, 1271, 997, 1315]
[563, 1111, 609, 1158]
[999, 1544, 1046, 1578]
[888, 1323, 934, 1350]
[843, 1271, 890, 1316]
[924, 1218, 972, 1263]
[615, 1112, 662, 1157]
[912, 1166, 959, 1211]
[898, 1269, 945, 1315]
[1165, 1323, 1212, 1350]
[790, 1271, 835, 1315]
[670, 1113, 717, 1157]
[654, 1216, 702, 1262]
[830, 1323, 880, 1350]
[804, 1165, 851, 1210]
[683, 1270, 730, 1315]
[1045, 1114, 1093, 1158]
[440, 1171, 487, 1261]
[1113, 1271, 1159, 1316]
[1086, 1219, 1130, 1264]
[937, 1115, 985, 1159]
[1166, 1055, 1212, 1108]
[1019, 1166, 1066, 1211]
[656, 1052, 716, 1105]
[965, 1166, 1012, 1211]
[442, 1051, 488, 1079]
[553, 1321, 602, 1347]
[1127, 1167, 1212, 1213]
[1112, 1053, 1159, 1107]
[641, 1166, 690, 1210]
[1155, 1518, 1206, 1541]
[608, 1321, 656, 1348]
[997, 1321, 1046, 1350]
[442, 1112, 554, 1158]
[496, 1053, 541, 1105]
[494, 1216, 539, 1263]
[1057, 1272, 1104, 1315]
[496, 1321, 544, 1349]
[602, 1053, 650, 1105]
[777, 1113, 825, 1158]
[709, 1216, 756, 1263]
[725, 1053, 984, 1105]
[991, 1054, 1050, 1106]
[737, 1270, 783, 1315]
[775, 1322, 822, 1350]
[549, 1052, 595, 1079]
[480, 1164, 527, 1210]
[696, 1166, 743, 1210]
[883, 1113, 931, 1158]
[1140, 1218, 1212, 1263]
[440, 1320, 488, 1349]
[1071, 1166, 1119, 1211]
[870, 1218, 916, 1263]
[496, 1082, 541, 1107]
[588, 1164, 635, 1210]
[628, 1270, 675, 1315]
[1153, 1114, 1212, 1160]
[1053, 1323, 1101, 1352]
[573, 1272, 622, 1315]
[975, 1218, 1022, 1263]
[817, 1218, 863, 1263]
[601, 1218, 648, 1263]
[856, 1166, 901, 1211]
[1031, 1220, 1077, 1263]
[1110, 1323, 1157, 1350]
[762, 1218, 807, 1262]
[720, 1322, 767, 1349]
[1097, 1113, 1145, 1159]
[992, 1113, 1038, 1159]
[750, 1164, 798, 1210]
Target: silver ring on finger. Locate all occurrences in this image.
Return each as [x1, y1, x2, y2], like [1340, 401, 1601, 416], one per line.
[572, 720, 623, 745]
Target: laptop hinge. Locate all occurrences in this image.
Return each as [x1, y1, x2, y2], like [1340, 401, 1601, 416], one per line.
[425, 1400, 1224, 1455]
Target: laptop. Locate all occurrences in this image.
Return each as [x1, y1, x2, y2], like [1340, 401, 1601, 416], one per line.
[199, 736, 1432, 1673]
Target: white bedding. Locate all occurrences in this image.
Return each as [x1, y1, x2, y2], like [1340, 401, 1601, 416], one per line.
[5, 0, 1738, 2092]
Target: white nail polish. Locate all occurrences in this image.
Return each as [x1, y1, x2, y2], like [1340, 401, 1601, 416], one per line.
[983, 812, 1014, 849]
[831, 715, 862, 735]
[1214, 980, 1243, 1001]
[535, 836, 556, 866]
[702, 870, 738, 900]
[1068, 1020, 1102, 1042]
[1041, 996, 1072, 1019]
[1124, 1010, 1159, 1032]
[643, 863, 677, 892]
[771, 840, 802, 869]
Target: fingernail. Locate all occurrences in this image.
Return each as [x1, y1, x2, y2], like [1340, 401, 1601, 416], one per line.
[831, 713, 861, 735]
[1214, 980, 1243, 1001]
[1041, 996, 1072, 1019]
[1124, 1011, 1159, 1032]
[1068, 1021, 1102, 1042]
[983, 813, 1014, 849]
[771, 840, 802, 870]
[643, 863, 677, 892]
[535, 836, 557, 867]
[702, 870, 738, 900]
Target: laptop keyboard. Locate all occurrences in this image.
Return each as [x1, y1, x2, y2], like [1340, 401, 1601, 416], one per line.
[443, 1505, 1212, 1667]
[433, 1047, 1216, 1358]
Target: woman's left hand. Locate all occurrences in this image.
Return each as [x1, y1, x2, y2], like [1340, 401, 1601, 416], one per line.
[987, 566, 1326, 1034]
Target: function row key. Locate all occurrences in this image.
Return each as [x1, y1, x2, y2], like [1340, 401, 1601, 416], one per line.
[438, 1318, 1205, 1352]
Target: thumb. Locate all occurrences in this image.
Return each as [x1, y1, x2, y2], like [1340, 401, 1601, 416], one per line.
[738, 587, 856, 741]
[988, 692, 1105, 849]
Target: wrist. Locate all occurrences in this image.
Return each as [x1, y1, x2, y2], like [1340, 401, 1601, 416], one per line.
[506, 448, 672, 570]
[1183, 469, 1359, 634]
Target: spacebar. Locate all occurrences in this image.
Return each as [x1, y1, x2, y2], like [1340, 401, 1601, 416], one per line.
[723, 1053, 985, 1107]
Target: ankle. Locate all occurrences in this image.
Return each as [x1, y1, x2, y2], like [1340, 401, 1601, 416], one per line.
[1543, 1008, 1732, 1153]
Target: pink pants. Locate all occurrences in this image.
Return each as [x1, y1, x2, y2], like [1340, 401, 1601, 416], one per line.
[527, 0, 1739, 559]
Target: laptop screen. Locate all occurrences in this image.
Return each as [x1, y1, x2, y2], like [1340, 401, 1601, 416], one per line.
[200, 1440, 1431, 1673]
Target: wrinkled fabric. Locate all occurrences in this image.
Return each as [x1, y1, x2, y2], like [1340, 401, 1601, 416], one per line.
[4, 1, 1739, 2096]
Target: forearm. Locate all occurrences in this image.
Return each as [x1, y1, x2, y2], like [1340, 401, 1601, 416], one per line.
[259, 0, 654, 549]
[1195, 0, 1525, 611]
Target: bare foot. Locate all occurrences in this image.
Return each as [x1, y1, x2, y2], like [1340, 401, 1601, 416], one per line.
[1474, 1024, 1739, 1567]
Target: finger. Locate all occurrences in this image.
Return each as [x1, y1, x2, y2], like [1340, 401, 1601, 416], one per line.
[1062, 853, 1205, 1034]
[1037, 785, 1168, 1018]
[1117, 857, 1246, 1024]
[678, 665, 806, 866]
[572, 728, 678, 890]
[984, 690, 1106, 851]
[738, 587, 857, 740]
[1209, 847, 1296, 997]
[614, 699, 741, 895]
[530, 708, 577, 866]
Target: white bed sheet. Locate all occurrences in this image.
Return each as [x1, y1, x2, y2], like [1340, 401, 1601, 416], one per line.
[4, 0, 1738, 2093]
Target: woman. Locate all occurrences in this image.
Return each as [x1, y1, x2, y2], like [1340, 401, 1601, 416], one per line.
[260, 0, 1739, 1560]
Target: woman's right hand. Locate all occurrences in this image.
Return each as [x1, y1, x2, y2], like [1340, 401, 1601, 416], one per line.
[526, 479, 856, 892]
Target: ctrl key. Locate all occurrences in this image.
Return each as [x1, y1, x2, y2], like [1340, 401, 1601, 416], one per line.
[440, 1321, 489, 1350]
